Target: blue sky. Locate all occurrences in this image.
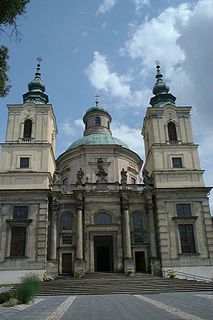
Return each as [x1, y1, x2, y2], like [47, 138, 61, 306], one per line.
[0, 0, 212, 211]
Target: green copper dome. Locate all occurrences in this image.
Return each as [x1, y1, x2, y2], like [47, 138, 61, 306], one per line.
[67, 134, 129, 151]
[86, 106, 107, 113]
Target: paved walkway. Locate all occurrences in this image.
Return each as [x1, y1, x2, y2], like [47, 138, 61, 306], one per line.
[0, 292, 212, 320]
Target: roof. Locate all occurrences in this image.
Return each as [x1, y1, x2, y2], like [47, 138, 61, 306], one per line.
[66, 134, 129, 151]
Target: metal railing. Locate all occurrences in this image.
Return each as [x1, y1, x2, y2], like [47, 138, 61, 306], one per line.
[163, 269, 213, 282]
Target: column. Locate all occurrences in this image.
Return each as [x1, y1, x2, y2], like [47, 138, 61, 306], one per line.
[74, 197, 85, 276]
[122, 196, 134, 274]
[76, 205, 83, 259]
[146, 194, 160, 275]
[123, 208, 132, 259]
[148, 203, 157, 258]
[50, 205, 58, 260]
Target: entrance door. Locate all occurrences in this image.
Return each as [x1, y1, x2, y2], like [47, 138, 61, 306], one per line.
[94, 236, 113, 272]
[135, 251, 146, 272]
[62, 253, 72, 274]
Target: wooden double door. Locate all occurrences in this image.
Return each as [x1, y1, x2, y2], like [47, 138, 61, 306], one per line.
[62, 253, 72, 274]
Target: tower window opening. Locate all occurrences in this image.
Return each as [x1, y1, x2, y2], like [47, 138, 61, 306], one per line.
[95, 116, 101, 126]
[20, 157, 30, 168]
[168, 122, 177, 142]
[23, 119, 32, 139]
[172, 157, 182, 168]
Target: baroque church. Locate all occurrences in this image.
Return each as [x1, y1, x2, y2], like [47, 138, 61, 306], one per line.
[0, 62, 213, 284]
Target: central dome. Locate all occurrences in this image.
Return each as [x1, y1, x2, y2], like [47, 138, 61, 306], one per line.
[67, 133, 129, 151]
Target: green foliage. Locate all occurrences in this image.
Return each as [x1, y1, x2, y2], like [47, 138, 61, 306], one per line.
[16, 275, 40, 304]
[0, 290, 16, 304]
[0, 0, 30, 26]
[0, 0, 30, 97]
[2, 297, 18, 307]
[0, 46, 10, 97]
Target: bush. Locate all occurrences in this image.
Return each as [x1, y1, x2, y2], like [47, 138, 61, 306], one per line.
[16, 275, 40, 304]
[0, 290, 16, 304]
[3, 298, 18, 307]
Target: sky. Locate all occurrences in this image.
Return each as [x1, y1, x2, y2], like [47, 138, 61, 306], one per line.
[0, 0, 212, 212]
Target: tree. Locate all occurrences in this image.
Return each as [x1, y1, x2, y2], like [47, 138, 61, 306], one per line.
[0, 0, 30, 97]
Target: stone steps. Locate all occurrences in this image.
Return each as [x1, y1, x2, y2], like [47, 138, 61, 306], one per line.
[39, 273, 213, 295]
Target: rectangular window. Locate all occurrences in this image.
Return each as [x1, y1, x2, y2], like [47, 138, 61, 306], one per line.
[13, 206, 28, 219]
[62, 235, 72, 245]
[172, 157, 182, 168]
[179, 224, 195, 254]
[176, 204, 191, 217]
[20, 157, 29, 168]
[10, 227, 26, 256]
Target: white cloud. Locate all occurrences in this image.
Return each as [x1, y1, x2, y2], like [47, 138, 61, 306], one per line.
[96, 0, 117, 15]
[111, 121, 144, 158]
[85, 51, 131, 99]
[82, 31, 88, 38]
[124, 3, 192, 77]
[60, 118, 84, 136]
[74, 119, 84, 129]
[60, 122, 76, 136]
[132, 0, 150, 13]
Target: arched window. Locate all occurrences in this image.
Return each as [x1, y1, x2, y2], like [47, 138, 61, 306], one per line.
[132, 212, 143, 244]
[94, 212, 112, 224]
[168, 122, 177, 142]
[62, 213, 72, 230]
[23, 119, 32, 139]
[95, 116, 101, 126]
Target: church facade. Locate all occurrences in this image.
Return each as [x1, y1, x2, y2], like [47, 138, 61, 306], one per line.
[0, 63, 212, 284]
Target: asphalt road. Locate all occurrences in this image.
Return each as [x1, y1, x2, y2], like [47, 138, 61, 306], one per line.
[0, 292, 212, 320]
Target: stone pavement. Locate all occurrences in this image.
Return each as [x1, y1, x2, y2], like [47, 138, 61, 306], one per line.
[0, 292, 212, 320]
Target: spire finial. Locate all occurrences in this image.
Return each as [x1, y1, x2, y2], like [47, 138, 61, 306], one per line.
[35, 57, 42, 78]
[149, 61, 176, 107]
[94, 94, 100, 107]
[155, 60, 162, 80]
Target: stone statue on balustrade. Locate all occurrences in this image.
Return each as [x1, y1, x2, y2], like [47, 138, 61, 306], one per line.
[53, 169, 60, 184]
[142, 169, 153, 189]
[96, 158, 108, 183]
[120, 168, 127, 186]
[76, 168, 84, 185]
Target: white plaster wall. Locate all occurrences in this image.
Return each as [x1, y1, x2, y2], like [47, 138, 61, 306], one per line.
[162, 266, 213, 281]
[0, 270, 45, 284]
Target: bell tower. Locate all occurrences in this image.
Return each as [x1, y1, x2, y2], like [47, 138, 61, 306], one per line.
[142, 64, 204, 188]
[0, 60, 57, 189]
[142, 64, 213, 277]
